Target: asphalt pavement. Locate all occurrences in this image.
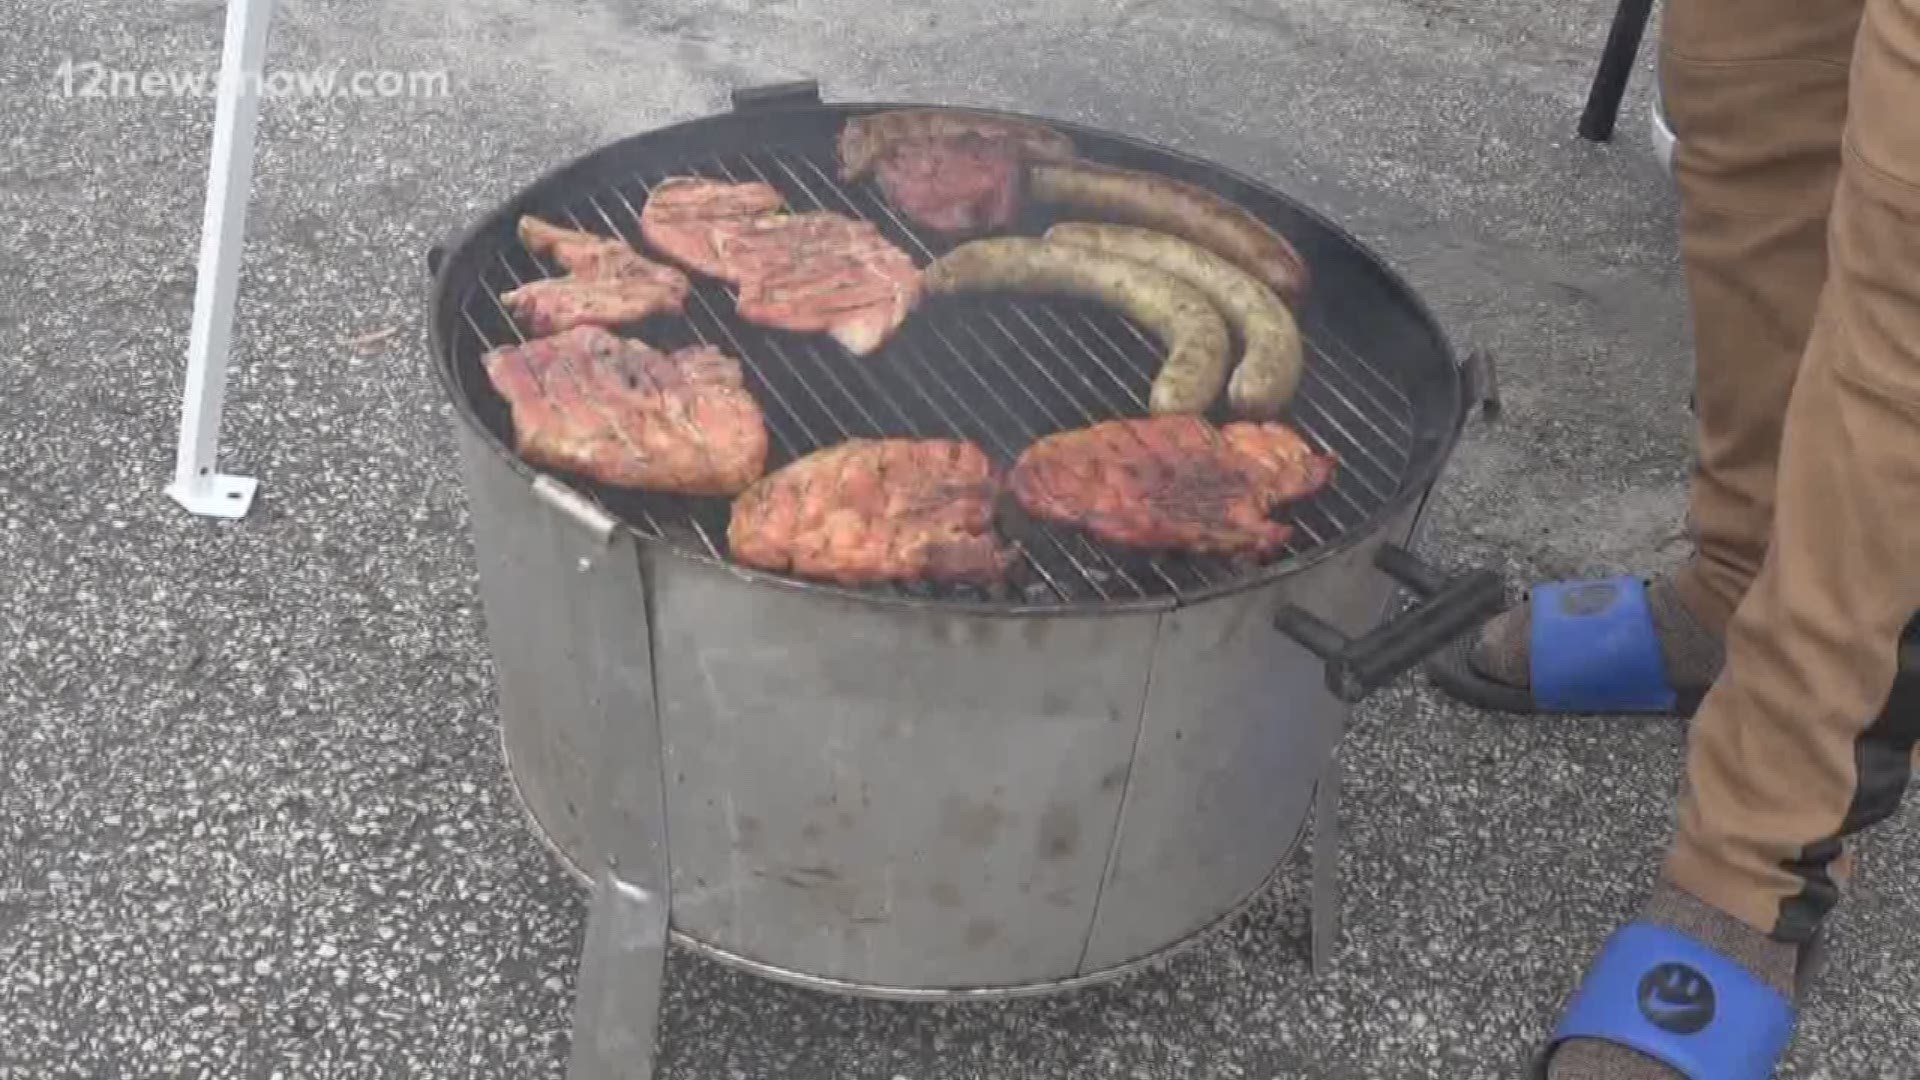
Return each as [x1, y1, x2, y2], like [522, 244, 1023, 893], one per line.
[1, 0, 1917, 1076]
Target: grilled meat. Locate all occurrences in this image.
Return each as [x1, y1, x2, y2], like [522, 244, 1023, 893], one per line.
[637, 178, 787, 282]
[924, 237, 1231, 415]
[640, 177, 923, 356]
[1028, 160, 1311, 307]
[1008, 416, 1336, 558]
[519, 215, 665, 279]
[728, 439, 1014, 587]
[723, 213, 922, 355]
[483, 325, 768, 496]
[1218, 422, 1338, 502]
[499, 276, 684, 337]
[838, 109, 1076, 181]
[871, 132, 1025, 235]
[1043, 223, 1304, 418]
[501, 216, 691, 335]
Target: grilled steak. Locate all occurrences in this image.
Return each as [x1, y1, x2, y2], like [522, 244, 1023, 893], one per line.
[640, 177, 922, 356]
[637, 178, 787, 282]
[837, 109, 1076, 181]
[483, 325, 768, 496]
[872, 133, 1024, 235]
[1008, 416, 1336, 558]
[501, 216, 691, 335]
[728, 439, 1014, 587]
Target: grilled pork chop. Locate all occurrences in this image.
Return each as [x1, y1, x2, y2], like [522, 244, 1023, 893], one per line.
[483, 325, 768, 496]
[871, 132, 1025, 235]
[1009, 416, 1336, 558]
[638, 177, 923, 356]
[837, 109, 1076, 181]
[728, 439, 1014, 587]
[723, 213, 923, 355]
[636, 178, 787, 282]
[501, 216, 691, 335]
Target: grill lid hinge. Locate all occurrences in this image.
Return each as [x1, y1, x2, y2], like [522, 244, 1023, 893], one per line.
[533, 475, 619, 544]
[730, 80, 822, 112]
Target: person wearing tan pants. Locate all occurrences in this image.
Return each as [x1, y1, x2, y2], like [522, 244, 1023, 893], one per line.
[1425, 0, 1920, 1074]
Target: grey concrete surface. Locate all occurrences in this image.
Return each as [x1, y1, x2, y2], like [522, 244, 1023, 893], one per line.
[1, 0, 1915, 1077]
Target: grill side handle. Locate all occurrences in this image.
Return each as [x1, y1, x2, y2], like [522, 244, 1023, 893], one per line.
[730, 80, 823, 111]
[1273, 545, 1506, 704]
[1464, 348, 1502, 423]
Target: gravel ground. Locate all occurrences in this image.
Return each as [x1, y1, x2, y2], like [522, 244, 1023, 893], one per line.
[1, 0, 1916, 1077]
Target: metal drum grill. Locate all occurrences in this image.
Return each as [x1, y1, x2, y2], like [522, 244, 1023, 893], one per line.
[426, 83, 1500, 1080]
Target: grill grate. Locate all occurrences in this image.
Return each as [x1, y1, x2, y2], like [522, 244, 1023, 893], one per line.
[453, 143, 1422, 609]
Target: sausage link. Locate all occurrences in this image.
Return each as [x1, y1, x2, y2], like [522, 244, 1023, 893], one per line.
[1028, 160, 1309, 306]
[925, 238, 1232, 415]
[1044, 223, 1304, 418]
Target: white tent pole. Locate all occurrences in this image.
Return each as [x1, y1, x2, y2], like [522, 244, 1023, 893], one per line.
[167, 0, 277, 520]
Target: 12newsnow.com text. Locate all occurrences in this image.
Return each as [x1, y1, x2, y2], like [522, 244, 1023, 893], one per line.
[54, 60, 452, 100]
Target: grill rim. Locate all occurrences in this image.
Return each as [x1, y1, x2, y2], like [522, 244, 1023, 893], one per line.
[426, 96, 1472, 618]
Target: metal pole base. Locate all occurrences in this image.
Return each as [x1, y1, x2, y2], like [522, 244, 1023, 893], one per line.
[167, 473, 259, 519]
[1309, 747, 1342, 977]
[168, 0, 276, 521]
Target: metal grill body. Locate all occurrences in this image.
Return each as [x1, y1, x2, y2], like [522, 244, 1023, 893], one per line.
[427, 93, 1479, 1045]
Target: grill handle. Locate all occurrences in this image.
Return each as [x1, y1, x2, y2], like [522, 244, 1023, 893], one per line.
[1464, 349, 1502, 421]
[1273, 544, 1506, 704]
[730, 81, 823, 111]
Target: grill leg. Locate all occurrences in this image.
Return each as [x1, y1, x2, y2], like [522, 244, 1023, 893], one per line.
[1578, 0, 1657, 142]
[565, 532, 673, 1080]
[567, 869, 670, 1080]
[1310, 747, 1342, 977]
[167, 0, 276, 519]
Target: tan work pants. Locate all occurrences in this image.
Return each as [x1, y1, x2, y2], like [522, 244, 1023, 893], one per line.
[1659, 0, 1920, 941]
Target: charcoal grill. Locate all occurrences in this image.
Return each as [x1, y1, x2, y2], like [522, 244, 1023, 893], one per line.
[425, 82, 1500, 1079]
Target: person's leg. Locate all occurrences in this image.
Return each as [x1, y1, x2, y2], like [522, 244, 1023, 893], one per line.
[1427, 0, 1859, 716]
[1661, 0, 1863, 634]
[1664, 0, 1920, 947]
[1543, 0, 1920, 1072]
